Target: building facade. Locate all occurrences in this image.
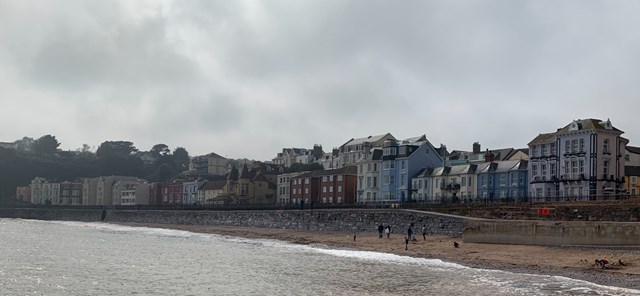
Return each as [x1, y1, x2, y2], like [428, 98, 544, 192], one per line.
[356, 149, 382, 204]
[477, 160, 529, 202]
[529, 119, 628, 201]
[30, 177, 59, 205]
[379, 136, 444, 204]
[338, 133, 395, 167]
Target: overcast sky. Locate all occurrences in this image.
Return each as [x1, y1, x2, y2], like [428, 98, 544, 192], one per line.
[1, 1, 639, 160]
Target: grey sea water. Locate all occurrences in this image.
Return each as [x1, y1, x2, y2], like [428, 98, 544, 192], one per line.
[0, 219, 637, 296]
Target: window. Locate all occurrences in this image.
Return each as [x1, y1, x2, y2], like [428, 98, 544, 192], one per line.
[390, 176, 395, 185]
[305, 178, 310, 184]
[337, 175, 343, 181]
[541, 163, 547, 177]
[532, 164, 538, 177]
[323, 186, 327, 193]
[399, 146, 406, 155]
[603, 139, 609, 153]
[323, 176, 328, 182]
[580, 139, 585, 152]
[564, 161, 570, 175]
[462, 177, 466, 187]
[572, 140, 578, 153]
[579, 159, 584, 175]
[632, 176, 637, 184]
[330, 186, 334, 193]
[305, 188, 309, 194]
[571, 160, 578, 177]
[500, 175, 506, 186]
[488, 177, 493, 186]
[366, 177, 371, 188]
[338, 185, 342, 193]
[329, 176, 334, 181]
[373, 177, 377, 187]
[435, 178, 440, 188]
[565, 140, 570, 153]
[603, 160, 609, 176]
[481, 176, 487, 187]
[373, 163, 377, 171]
[550, 142, 556, 155]
[401, 161, 406, 170]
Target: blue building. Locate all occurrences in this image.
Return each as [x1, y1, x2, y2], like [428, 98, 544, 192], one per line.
[379, 135, 444, 203]
[476, 159, 529, 202]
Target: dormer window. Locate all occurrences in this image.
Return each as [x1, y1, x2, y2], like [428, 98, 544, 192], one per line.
[569, 120, 579, 131]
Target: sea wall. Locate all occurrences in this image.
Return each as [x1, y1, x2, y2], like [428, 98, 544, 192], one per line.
[0, 208, 465, 236]
[4, 208, 640, 246]
[0, 208, 104, 221]
[106, 209, 465, 236]
[463, 219, 640, 246]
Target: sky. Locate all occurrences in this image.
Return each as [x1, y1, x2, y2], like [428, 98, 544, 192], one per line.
[1, 0, 639, 161]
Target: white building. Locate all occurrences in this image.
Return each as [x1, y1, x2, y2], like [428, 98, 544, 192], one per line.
[528, 118, 628, 201]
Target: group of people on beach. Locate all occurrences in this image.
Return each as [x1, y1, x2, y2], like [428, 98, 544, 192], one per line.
[377, 224, 392, 239]
[373, 222, 447, 251]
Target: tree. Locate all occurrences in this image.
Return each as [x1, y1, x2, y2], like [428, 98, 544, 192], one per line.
[96, 141, 137, 158]
[150, 144, 170, 158]
[32, 135, 60, 156]
[172, 147, 190, 172]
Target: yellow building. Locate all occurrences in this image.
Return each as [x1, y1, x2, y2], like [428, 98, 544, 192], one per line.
[625, 167, 640, 196]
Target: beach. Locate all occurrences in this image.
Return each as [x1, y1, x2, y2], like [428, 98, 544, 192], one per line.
[116, 223, 640, 290]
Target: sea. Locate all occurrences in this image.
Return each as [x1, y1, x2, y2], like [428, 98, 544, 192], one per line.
[0, 219, 638, 296]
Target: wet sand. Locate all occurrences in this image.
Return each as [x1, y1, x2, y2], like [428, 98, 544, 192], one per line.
[116, 223, 640, 290]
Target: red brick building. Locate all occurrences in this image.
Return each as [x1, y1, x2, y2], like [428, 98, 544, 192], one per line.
[290, 166, 357, 205]
[60, 181, 82, 205]
[16, 186, 31, 203]
[149, 182, 184, 205]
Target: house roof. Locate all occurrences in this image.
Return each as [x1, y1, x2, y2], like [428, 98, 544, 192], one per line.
[201, 180, 226, 191]
[528, 133, 556, 145]
[340, 133, 395, 148]
[557, 118, 623, 134]
[626, 146, 640, 155]
[625, 166, 640, 176]
[478, 160, 527, 173]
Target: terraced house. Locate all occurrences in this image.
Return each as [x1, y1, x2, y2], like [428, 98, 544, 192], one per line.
[379, 135, 444, 204]
[528, 118, 628, 201]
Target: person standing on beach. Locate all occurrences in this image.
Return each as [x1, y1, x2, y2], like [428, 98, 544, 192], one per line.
[385, 225, 390, 238]
[407, 226, 413, 241]
[378, 224, 384, 238]
[422, 224, 427, 240]
[353, 232, 357, 241]
[405, 236, 409, 250]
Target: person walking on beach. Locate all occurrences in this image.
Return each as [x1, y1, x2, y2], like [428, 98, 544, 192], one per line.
[385, 225, 391, 238]
[421, 224, 427, 240]
[353, 232, 357, 241]
[405, 236, 409, 250]
[378, 224, 384, 239]
[407, 226, 414, 241]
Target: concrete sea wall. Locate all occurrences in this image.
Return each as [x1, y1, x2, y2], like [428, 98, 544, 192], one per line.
[2, 208, 640, 246]
[463, 219, 640, 246]
[107, 209, 466, 236]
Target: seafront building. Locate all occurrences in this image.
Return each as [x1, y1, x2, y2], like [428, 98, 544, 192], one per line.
[29, 177, 59, 205]
[528, 118, 628, 201]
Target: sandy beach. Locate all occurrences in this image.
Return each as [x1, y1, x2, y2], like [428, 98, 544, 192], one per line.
[116, 223, 640, 290]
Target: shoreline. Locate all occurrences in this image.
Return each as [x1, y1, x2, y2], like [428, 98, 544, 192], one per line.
[115, 223, 640, 290]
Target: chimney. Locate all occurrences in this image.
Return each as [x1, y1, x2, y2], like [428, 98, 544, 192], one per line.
[473, 142, 481, 154]
[484, 149, 495, 163]
[313, 144, 324, 159]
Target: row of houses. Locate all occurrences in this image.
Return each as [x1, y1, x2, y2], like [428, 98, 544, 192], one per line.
[15, 118, 640, 206]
